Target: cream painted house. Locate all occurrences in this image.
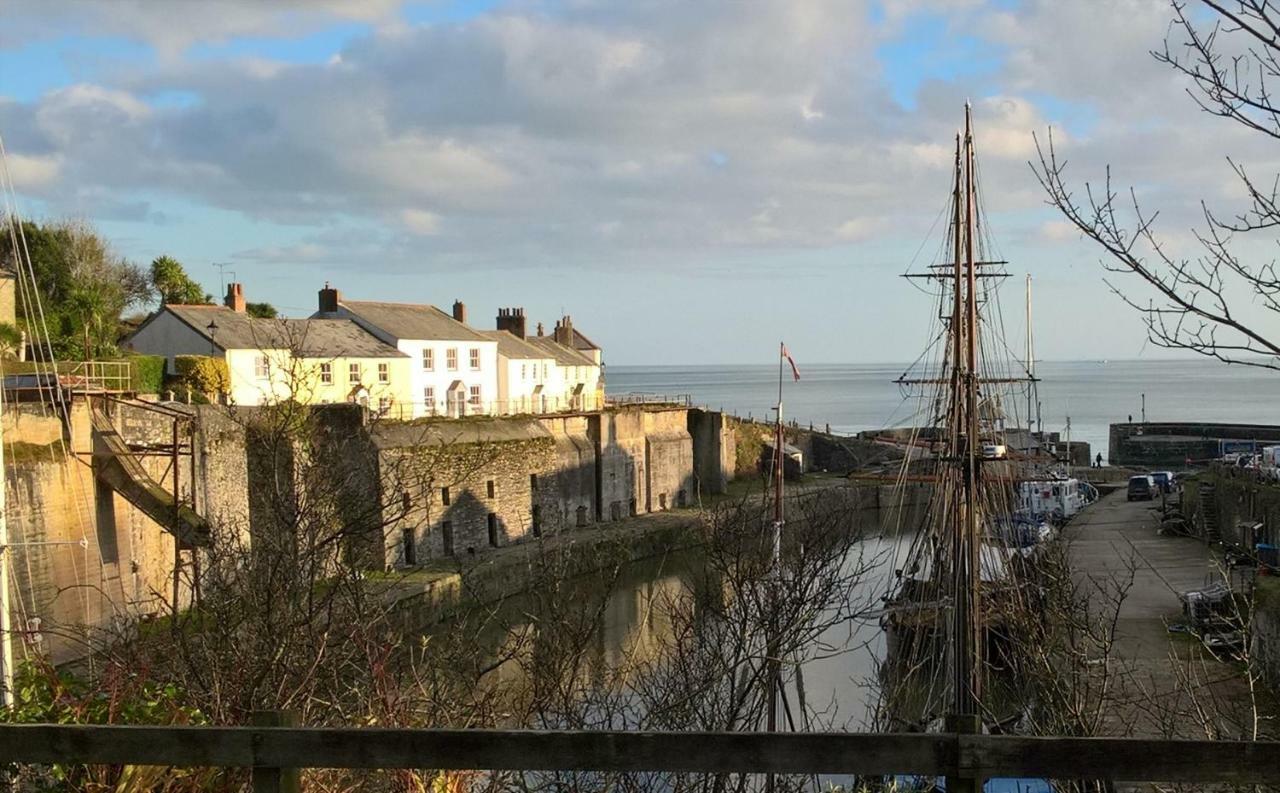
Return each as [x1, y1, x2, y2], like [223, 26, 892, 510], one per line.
[313, 286, 498, 418]
[524, 329, 602, 412]
[125, 284, 412, 410]
[479, 328, 555, 415]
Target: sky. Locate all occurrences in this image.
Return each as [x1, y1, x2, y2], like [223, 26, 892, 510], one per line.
[0, 0, 1276, 365]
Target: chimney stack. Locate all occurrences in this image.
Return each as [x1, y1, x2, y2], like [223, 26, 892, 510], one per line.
[318, 281, 341, 314]
[554, 315, 574, 347]
[536, 322, 545, 337]
[224, 282, 246, 313]
[452, 299, 467, 324]
[496, 307, 527, 338]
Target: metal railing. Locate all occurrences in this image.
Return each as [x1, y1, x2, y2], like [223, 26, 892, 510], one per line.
[1, 721, 1278, 792]
[374, 394, 609, 421]
[605, 393, 692, 407]
[4, 360, 134, 394]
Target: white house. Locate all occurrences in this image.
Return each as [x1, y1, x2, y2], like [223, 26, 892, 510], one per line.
[479, 309, 557, 415]
[125, 283, 411, 408]
[524, 318, 603, 412]
[313, 286, 498, 418]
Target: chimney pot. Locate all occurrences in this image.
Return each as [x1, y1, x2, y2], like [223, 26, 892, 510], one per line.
[224, 282, 246, 313]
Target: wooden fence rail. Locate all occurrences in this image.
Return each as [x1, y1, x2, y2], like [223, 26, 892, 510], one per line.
[2, 723, 1280, 788]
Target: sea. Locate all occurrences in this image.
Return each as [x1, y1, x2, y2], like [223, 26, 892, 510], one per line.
[605, 359, 1280, 460]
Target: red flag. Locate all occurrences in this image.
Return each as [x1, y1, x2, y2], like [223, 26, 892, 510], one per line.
[781, 344, 800, 382]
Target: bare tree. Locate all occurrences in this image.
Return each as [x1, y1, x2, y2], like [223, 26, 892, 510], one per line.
[1033, 0, 1280, 370]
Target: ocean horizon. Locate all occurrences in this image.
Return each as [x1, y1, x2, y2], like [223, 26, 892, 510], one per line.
[605, 358, 1280, 460]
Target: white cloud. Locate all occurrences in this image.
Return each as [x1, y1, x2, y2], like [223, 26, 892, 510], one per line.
[400, 208, 442, 236]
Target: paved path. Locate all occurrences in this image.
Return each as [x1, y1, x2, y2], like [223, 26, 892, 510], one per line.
[1065, 488, 1259, 737]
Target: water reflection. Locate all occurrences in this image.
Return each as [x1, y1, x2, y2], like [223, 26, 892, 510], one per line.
[429, 501, 924, 732]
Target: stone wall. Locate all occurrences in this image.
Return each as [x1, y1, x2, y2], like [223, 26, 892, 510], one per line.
[1184, 466, 1280, 548]
[688, 408, 734, 497]
[1110, 422, 1280, 467]
[6, 400, 183, 664]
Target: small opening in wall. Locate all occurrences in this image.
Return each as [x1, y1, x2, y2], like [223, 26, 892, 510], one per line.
[402, 527, 416, 566]
[441, 486, 451, 506]
[442, 521, 454, 556]
[487, 513, 499, 547]
[487, 480, 496, 499]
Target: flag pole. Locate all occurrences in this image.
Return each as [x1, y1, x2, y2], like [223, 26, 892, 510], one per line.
[765, 342, 785, 793]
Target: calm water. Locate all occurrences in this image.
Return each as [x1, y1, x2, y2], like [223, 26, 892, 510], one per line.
[606, 359, 1280, 460]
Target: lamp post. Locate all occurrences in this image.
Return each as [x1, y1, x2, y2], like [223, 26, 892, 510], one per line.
[206, 321, 218, 356]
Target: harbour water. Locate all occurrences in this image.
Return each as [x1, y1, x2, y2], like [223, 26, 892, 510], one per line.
[607, 358, 1280, 460]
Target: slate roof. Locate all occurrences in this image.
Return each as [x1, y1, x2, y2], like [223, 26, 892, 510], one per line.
[479, 330, 553, 361]
[524, 335, 595, 367]
[160, 305, 406, 358]
[569, 328, 600, 351]
[329, 300, 489, 343]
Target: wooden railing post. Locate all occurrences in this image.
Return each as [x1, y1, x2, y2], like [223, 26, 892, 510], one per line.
[252, 710, 300, 793]
[946, 715, 983, 793]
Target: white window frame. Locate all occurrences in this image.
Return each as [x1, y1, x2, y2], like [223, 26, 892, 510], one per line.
[319, 362, 332, 384]
[468, 385, 481, 407]
[424, 387, 435, 414]
[446, 348, 458, 371]
[377, 362, 389, 383]
[254, 355, 269, 381]
[422, 348, 434, 371]
[348, 362, 361, 383]
[469, 348, 481, 370]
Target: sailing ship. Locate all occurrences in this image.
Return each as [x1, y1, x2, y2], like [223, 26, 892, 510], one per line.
[876, 106, 1054, 734]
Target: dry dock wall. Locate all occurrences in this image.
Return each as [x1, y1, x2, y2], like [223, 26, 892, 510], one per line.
[5, 399, 701, 663]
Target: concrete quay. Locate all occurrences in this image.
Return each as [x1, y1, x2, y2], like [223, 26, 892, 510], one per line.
[1065, 489, 1263, 738]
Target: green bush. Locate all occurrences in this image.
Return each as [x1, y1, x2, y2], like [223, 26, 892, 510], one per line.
[124, 353, 165, 393]
[173, 355, 230, 397]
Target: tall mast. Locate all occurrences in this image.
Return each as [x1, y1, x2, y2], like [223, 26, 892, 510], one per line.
[948, 104, 983, 724]
[767, 343, 784, 739]
[1026, 274, 1034, 453]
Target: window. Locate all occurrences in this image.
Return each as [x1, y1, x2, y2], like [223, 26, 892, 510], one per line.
[378, 362, 389, 383]
[521, 364, 526, 380]
[402, 527, 416, 566]
[441, 521, 454, 556]
[423, 387, 435, 414]
[542, 364, 548, 379]
[348, 362, 361, 383]
[378, 396, 391, 413]
[254, 355, 269, 380]
[487, 513, 499, 547]
[486, 480, 496, 499]
[422, 348, 434, 371]
[319, 362, 332, 384]
[446, 348, 458, 370]
[469, 348, 481, 370]
[441, 486, 450, 506]
[469, 385, 481, 407]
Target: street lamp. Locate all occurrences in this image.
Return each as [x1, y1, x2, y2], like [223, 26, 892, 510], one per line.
[206, 320, 218, 356]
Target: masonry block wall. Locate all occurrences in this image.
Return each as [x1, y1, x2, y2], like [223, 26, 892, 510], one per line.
[6, 401, 181, 664]
[537, 415, 596, 531]
[643, 409, 695, 511]
[688, 408, 734, 497]
[593, 410, 645, 521]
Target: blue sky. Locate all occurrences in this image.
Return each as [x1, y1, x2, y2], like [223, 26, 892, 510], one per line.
[0, 0, 1265, 364]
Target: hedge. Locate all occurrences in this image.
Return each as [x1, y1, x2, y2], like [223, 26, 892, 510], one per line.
[123, 354, 165, 394]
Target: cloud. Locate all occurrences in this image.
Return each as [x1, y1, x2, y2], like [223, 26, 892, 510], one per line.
[400, 208, 442, 235]
[0, 0, 1274, 285]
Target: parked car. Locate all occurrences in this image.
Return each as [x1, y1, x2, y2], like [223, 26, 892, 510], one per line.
[1151, 471, 1175, 493]
[1127, 475, 1156, 501]
[980, 442, 1007, 459]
